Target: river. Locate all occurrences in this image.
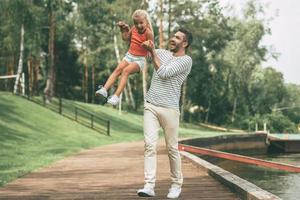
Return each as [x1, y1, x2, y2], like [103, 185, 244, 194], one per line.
[202, 153, 300, 200]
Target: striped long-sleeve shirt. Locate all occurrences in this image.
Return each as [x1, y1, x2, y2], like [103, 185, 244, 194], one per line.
[145, 49, 192, 111]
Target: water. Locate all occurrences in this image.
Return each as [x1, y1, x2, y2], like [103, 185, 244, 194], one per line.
[202, 153, 300, 200]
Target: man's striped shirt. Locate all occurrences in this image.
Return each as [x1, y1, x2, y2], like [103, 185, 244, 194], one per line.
[146, 49, 192, 111]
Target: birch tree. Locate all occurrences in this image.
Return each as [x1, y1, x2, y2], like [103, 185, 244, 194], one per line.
[13, 24, 25, 95]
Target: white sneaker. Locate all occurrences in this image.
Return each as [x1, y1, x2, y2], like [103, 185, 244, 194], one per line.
[167, 186, 181, 199]
[107, 95, 119, 105]
[137, 187, 155, 197]
[95, 86, 107, 98]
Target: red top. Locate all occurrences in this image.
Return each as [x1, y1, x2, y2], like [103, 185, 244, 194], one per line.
[128, 27, 149, 57]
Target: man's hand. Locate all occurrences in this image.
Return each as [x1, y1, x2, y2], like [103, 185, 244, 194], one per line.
[141, 40, 154, 52]
[142, 40, 161, 70]
[117, 21, 130, 32]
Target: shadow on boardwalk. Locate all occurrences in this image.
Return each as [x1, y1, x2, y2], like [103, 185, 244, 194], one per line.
[0, 140, 240, 200]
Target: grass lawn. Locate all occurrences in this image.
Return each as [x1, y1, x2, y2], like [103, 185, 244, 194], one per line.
[0, 92, 234, 187]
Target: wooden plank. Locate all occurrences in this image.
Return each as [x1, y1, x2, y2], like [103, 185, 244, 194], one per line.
[179, 143, 300, 173]
[0, 140, 240, 200]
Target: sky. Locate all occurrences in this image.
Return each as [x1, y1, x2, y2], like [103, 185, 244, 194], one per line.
[219, 0, 300, 85]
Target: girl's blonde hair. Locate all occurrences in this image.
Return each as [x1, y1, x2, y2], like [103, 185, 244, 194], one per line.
[132, 9, 153, 35]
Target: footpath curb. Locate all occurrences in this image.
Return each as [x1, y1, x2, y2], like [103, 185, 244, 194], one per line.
[180, 151, 281, 200]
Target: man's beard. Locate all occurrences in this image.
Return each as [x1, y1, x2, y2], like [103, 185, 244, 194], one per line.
[170, 45, 179, 52]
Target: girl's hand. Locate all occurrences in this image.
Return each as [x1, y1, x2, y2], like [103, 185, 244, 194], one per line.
[141, 40, 154, 52]
[117, 21, 129, 32]
[117, 21, 125, 27]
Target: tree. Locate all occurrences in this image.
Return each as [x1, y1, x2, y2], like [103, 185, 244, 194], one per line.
[169, 0, 233, 123]
[13, 24, 25, 94]
[158, 0, 164, 48]
[279, 84, 300, 126]
[0, 0, 40, 94]
[221, 0, 272, 124]
[250, 67, 286, 114]
[43, 0, 56, 102]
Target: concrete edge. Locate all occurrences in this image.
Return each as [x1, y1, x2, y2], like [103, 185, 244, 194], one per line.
[180, 151, 281, 200]
[199, 123, 246, 133]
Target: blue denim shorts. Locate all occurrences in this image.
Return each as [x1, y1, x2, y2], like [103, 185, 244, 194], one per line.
[123, 52, 146, 71]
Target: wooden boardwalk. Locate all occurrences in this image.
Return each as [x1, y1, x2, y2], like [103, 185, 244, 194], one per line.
[0, 140, 240, 200]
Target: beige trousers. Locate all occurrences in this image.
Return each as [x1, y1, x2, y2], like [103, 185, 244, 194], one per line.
[143, 102, 183, 189]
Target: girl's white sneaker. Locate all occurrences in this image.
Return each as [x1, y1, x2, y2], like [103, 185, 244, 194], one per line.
[107, 95, 120, 105]
[95, 86, 107, 98]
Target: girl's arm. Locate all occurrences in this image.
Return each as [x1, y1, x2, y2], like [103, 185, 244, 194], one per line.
[146, 29, 154, 43]
[145, 29, 154, 60]
[117, 21, 132, 42]
[121, 27, 132, 42]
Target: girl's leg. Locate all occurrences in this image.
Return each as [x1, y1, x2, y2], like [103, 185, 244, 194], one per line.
[114, 63, 140, 96]
[103, 60, 129, 90]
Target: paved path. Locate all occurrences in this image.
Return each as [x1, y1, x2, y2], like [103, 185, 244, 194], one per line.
[0, 140, 240, 200]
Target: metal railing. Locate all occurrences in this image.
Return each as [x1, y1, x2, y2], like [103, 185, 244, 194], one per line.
[75, 106, 110, 136]
[25, 95, 110, 136]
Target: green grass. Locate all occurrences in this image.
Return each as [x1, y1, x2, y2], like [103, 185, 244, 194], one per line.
[0, 92, 142, 186]
[30, 95, 227, 139]
[0, 92, 235, 187]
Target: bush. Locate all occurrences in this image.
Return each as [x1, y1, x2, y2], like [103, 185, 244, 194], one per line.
[239, 113, 297, 133]
[264, 112, 297, 133]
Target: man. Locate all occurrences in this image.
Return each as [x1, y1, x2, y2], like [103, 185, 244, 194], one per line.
[137, 28, 193, 199]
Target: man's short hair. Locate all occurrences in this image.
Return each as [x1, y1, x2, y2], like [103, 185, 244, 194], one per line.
[178, 28, 193, 48]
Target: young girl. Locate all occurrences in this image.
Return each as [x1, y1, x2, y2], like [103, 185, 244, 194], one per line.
[95, 9, 154, 105]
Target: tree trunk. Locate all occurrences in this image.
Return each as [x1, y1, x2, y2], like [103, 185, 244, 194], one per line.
[231, 97, 237, 123]
[33, 58, 40, 95]
[44, 8, 55, 103]
[84, 63, 88, 103]
[5, 60, 9, 90]
[81, 44, 85, 101]
[82, 65, 85, 99]
[180, 80, 187, 121]
[13, 24, 25, 94]
[113, 32, 123, 113]
[159, 0, 164, 48]
[123, 85, 130, 105]
[223, 69, 231, 98]
[168, 0, 172, 40]
[127, 80, 136, 109]
[92, 64, 95, 103]
[142, 61, 148, 101]
[205, 96, 211, 123]
[84, 53, 88, 103]
[27, 56, 33, 97]
[244, 85, 255, 116]
[6, 56, 15, 90]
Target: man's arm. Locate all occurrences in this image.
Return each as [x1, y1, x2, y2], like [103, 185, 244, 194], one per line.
[141, 40, 192, 79]
[141, 40, 161, 70]
[150, 49, 162, 71]
[156, 56, 192, 79]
